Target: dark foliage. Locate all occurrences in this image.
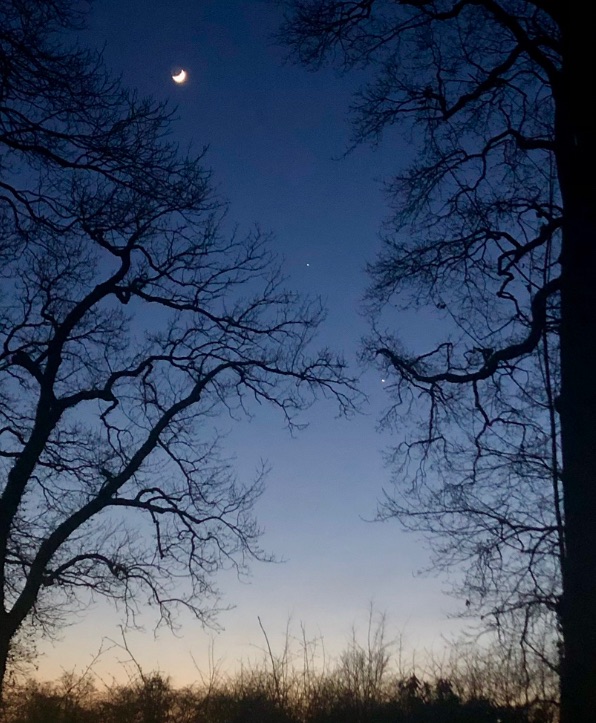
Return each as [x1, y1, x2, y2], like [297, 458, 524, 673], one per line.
[1, 672, 551, 723]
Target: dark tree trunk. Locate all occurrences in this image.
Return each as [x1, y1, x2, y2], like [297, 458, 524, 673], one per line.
[558, 216, 596, 723]
[0, 627, 11, 709]
[559, 220, 596, 722]
[556, 5, 596, 721]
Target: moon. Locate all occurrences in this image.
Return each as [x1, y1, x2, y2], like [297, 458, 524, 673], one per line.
[172, 69, 187, 84]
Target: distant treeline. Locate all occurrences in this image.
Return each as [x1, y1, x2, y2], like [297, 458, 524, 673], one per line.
[0, 671, 554, 723]
[1, 622, 558, 723]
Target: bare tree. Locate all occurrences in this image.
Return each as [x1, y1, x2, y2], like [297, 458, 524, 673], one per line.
[278, 1, 595, 720]
[377, 280, 563, 679]
[0, 0, 357, 697]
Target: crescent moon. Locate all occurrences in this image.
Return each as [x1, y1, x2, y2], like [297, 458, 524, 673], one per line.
[172, 69, 187, 84]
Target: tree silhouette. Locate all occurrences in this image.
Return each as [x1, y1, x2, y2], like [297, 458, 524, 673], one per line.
[279, 1, 594, 720]
[0, 0, 356, 697]
[377, 280, 562, 682]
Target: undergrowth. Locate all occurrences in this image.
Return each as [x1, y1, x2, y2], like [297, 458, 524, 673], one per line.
[0, 613, 558, 723]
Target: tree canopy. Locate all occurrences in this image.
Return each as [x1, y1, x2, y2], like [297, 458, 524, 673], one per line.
[0, 0, 356, 697]
[279, 1, 595, 721]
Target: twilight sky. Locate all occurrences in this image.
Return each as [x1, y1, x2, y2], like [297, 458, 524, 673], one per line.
[36, 0, 463, 684]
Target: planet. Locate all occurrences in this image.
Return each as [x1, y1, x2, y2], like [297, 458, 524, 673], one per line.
[172, 69, 187, 84]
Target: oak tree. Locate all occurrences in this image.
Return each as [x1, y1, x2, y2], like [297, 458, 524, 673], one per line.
[279, 1, 594, 720]
[0, 0, 355, 697]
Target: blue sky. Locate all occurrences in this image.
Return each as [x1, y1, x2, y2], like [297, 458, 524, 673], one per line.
[35, 0, 464, 684]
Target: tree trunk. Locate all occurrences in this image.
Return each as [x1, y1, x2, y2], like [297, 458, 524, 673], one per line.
[559, 223, 596, 722]
[558, 223, 596, 722]
[557, 6, 596, 721]
[0, 628, 12, 711]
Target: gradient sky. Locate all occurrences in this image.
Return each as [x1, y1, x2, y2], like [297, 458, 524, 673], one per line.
[35, 0, 464, 685]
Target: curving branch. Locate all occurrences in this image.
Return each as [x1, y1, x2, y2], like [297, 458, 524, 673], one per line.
[378, 277, 560, 385]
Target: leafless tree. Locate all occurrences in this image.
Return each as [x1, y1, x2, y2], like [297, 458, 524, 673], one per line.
[377, 274, 563, 680]
[278, 1, 595, 720]
[0, 0, 357, 697]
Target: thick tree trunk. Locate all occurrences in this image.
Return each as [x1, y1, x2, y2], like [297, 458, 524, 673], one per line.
[0, 629, 11, 711]
[559, 219, 596, 722]
[556, 6, 596, 721]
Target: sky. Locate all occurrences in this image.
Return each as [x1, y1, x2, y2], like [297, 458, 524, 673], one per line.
[35, 0, 464, 685]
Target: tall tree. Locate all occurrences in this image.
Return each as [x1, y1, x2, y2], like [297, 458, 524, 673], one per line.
[377, 298, 563, 689]
[0, 0, 355, 697]
[279, 1, 594, 720]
